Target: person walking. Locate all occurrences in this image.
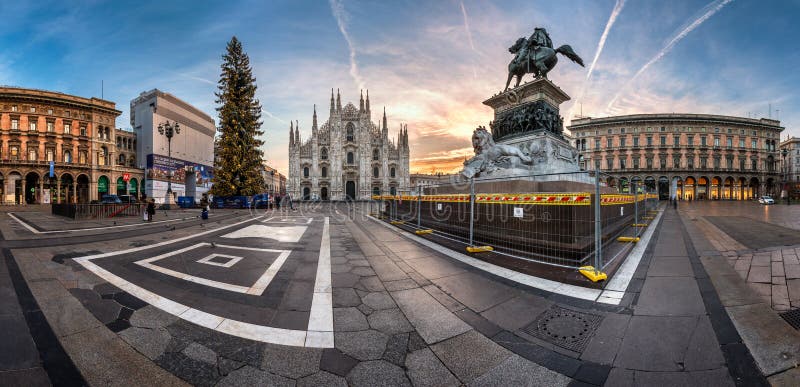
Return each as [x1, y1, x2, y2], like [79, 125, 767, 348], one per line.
[287, 194, 294, 211]
[200, 194, 210, 220]
[146, 199, 156, 222]
[275, 194, 282, 210]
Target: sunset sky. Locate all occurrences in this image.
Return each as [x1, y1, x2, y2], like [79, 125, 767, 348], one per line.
[1, 0, 798, 175]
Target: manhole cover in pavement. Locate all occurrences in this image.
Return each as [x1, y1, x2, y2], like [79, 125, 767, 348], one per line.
[780, 309, 800, 330]
[521, 305, 604, 353]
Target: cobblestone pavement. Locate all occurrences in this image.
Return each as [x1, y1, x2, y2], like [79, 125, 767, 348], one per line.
[0, 203, 774, 385]
[680, 201, 800, 312]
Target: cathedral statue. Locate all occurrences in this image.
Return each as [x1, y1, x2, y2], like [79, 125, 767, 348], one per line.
[504, 27, 585, 91]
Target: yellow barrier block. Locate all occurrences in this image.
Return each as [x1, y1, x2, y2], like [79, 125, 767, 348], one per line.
[632, 223, 648, 227]
[642, 216, 655, 220]
[617, 236, 641, 243]
[390, 220, 405, 225]
[466, 246, 494, 253]
[415, 229, 434, 235]
[579, 266, 608, 282]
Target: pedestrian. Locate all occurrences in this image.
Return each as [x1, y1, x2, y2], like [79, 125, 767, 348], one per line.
[672, 197, 678, 210]
[275, 195, 282, 210]
[146, 198, 156, 222]
[287, 194, 294, 210]
[200, 194, 210, 220]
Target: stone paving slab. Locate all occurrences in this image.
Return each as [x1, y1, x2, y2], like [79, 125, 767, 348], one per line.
[391, 288, 471, 345]
[634, 277, 706, 316]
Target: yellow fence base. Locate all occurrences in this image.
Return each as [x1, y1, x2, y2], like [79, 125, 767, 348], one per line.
[466, 246, 494, 253]
[579, 266, 608, 282]
[390, 220, 405, 225]
[415, 229, 433, 235]
[642, 216, 655, 220]
[632, 223, 648, 227]
[617, 236, 641, 243]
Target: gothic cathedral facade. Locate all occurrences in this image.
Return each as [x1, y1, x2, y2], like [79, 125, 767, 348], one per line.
[288, 90, 410, 200]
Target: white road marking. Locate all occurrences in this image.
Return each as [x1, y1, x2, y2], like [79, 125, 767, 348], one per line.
[221, 224, 307, 243]
[306, 217, 333, 347]
[8, 212, 190, 234]
[197, 254, 243, 268]
[134, 243, 291, 295]
[73, 215, 334, 348]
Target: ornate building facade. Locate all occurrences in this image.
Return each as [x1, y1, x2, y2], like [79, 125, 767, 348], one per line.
[288, 90, 410, 200]
[568, 114, 784, 200]
[0, 87, 143, 204]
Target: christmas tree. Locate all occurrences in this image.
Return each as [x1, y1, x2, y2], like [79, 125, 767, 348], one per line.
[211, 36, 266, 196]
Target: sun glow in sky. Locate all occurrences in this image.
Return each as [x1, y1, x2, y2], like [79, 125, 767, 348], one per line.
[2, 0, 799, 175]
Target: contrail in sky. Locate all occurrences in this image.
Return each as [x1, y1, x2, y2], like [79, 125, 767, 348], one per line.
[329, 0, 366, 91]
[460, 1, 479, 79]
[606, 0, 734, 112]
[571, 0, 626, 118]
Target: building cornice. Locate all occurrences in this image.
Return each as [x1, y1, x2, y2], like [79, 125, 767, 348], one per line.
[0, 86, 120, 116]
[569, 113, 784, 131]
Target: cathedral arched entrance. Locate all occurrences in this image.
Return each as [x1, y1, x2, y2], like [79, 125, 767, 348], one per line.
[321, 187, 329, 201]
[345, 181, 356, 201]
[303, 187, 311, 200]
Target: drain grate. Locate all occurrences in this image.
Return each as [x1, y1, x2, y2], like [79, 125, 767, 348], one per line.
[780, 309, 800, 330]
[521, 305, 603, 353]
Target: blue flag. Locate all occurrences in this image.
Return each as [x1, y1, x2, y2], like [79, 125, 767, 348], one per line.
[49, 161, 54, 178]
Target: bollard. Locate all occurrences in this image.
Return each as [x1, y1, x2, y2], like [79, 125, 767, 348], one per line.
[417, 185, 422, 229]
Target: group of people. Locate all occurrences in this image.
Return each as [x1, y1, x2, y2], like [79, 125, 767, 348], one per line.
[270, 194, 294, 211]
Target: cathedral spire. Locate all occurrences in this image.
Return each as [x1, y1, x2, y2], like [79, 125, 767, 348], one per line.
[365, 90, 370, 113]
[382, 107, 387, 131]
[312, 104, 318, 132]
[330, 88, 335, 116]
[359, 89, 364, 112]
[289, 121, 294, 147]
[336, 89, 341, 112]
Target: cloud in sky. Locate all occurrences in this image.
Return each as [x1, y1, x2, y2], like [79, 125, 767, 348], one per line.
[605, 0, 735, 113]
[2, 0, 799, 176]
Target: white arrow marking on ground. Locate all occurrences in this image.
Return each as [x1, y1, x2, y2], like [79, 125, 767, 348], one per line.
[221, 225, 307, 243]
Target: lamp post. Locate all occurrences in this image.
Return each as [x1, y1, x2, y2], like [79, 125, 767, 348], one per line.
[782, 148, 790, 205]
[158, 121, 180, 208]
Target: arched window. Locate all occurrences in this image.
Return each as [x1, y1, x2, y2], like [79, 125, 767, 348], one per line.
[119, 154, 126, 165]
[346, 123, 355, 142]
[347, 152, 354, 164]
[373, 148, 379, 160]
[303, 167, 309, 177]
[129, 156, 135, 166]
[64, 150, 72, 163]
[321, 167, 327, 177]
[321, 147, 328, 160]
[390, 167, 396, 178]
[373, 167, 379, 178]
[10, 146, 18, 160]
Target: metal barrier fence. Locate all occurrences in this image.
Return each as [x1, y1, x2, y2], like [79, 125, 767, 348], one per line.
[52, 203, 147, 220]
[373, 171, 658, 270]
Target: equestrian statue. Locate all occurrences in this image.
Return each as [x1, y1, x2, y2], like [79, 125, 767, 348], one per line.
[504, 28, 585, 91]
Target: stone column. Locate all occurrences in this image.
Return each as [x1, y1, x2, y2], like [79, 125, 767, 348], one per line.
[56, 179, 61, 204]
[38, 180, 43, 204]
[72, 182, 77, 204]
[21, 180, 26, 205]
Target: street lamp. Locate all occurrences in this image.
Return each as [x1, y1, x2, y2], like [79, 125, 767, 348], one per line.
[158, 121, 180, 208]
[782, 148, 790, 205]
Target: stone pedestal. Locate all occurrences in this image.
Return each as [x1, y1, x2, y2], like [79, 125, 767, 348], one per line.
[483, 78, 571, 143]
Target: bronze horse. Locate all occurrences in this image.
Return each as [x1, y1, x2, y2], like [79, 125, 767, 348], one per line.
[504, 37, 585, 91]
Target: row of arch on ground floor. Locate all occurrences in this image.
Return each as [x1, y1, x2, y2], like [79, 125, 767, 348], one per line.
[0, 170, 143, 204]
[606, 175, 779, 200]
[298, 183, 399, 200]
